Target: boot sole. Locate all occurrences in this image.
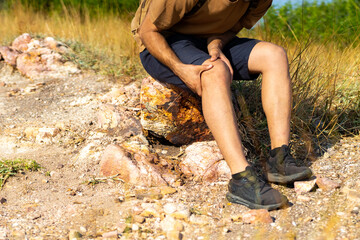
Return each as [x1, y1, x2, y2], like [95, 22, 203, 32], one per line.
[226, 192, 288, 211]
[266, 169, 312, 184]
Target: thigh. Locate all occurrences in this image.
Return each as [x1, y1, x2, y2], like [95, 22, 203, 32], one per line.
[222, 37, 261, 81]
[140, 34, 210, 89]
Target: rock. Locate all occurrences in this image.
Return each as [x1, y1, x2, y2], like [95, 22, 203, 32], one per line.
[241, 209, 273, 224]
[140, 77, 213, 145]
[16, 47, 79, 80]
[189, 215, 212, 226]
[0, 81, 6, 87]
[0, 46, 20, 67]
[297, 195, 311, 202]
[0, 198, 7, 204]
[44, 37, 70, 54]
[140, 207, 160, 218]
[294, 177, 317, 194]
[167, 231, 182, 240]
[179, 141, 231, 182]
[11, 33, 32, 52]
[316, 175, 340, 191]
[135, 188, 163, 200]
[35, 128, 59, 144]
[24, 127, 39, 139]
[160, 216, 184, 232]
[168, 204, 190, 221]
[99, 145, 168, 187]
[133, 215, 145, 224]
[102, 230, 118, 238]
[97, 104, 142, 138]
[68, 230, 82, 239]
[160, 186, 177, 195]
[342, 187, 360, 203]
[99, 83, 141, 108]
[163, 203, 178, 215]
[351, 206, 359, 215]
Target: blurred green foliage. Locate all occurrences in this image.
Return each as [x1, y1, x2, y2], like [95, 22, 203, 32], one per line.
[264, 0, 360, 46]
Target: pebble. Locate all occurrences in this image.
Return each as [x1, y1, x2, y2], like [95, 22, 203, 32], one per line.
[68, 230, 82, 239]
[351, 207, 359, 215]
[102, 230, 118, 238]
[166, 230, 182, 240]
[294, 177, 317, 194]
[189, 215, 212, 226]
[141, 207, 160, 218]
[316, 175, 341, 191]
[0, 198, 7, 204]
[133, 215, 145, 224]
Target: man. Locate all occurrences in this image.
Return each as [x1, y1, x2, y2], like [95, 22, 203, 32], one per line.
[131, 0, 312, 210]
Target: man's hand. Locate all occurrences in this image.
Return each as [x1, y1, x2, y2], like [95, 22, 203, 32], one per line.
[207, 38, 234, 80]
[174, 63, 213, 96]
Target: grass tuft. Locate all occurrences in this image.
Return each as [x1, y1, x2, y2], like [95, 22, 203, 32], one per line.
[0, 158, 41, 189]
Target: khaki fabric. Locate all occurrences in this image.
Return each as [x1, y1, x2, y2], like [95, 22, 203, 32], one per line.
[131, 0, 272, 52]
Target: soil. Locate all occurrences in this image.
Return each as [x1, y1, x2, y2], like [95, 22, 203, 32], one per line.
[0, 61, 359, 240]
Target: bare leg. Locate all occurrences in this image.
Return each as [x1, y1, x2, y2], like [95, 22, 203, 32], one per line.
[248, 42, 292, 149]
[201, 59, 249, 174]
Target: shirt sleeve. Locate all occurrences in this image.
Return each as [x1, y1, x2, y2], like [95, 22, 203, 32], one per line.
[148, 0, 197, 31]
[240, 0, 273, 29]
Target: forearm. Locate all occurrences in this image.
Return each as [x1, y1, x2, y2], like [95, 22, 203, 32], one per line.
[207, 31, 237, 51]
[140, 29, 185, 78]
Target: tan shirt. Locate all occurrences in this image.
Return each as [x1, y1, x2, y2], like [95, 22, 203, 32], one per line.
[131, 0, 272, 52]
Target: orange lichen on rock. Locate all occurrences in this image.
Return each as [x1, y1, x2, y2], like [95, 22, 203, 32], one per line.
[140, 77, 213, 146]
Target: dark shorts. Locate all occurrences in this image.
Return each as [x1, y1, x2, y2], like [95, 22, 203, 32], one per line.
[140, 33, 260, 90]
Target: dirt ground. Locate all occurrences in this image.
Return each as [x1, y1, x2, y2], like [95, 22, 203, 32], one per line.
[0, 61, 359, 240]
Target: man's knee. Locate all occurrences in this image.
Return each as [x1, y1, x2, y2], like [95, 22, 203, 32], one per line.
[200, 59, 231, 89]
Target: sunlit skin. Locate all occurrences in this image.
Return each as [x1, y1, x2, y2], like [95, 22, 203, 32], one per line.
[139, 13, 292, 174]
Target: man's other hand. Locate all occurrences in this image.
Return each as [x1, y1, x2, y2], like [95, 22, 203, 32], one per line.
[208, 47, 234, 80]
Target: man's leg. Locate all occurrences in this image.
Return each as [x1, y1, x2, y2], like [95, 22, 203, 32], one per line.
[200, 59, 249, 174]
[247, 42, 291, 149]
[247, 42, 312, 183]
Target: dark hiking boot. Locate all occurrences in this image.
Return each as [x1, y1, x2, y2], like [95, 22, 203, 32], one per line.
[226, 166, 288, 210]
[265, 145, 312, 184]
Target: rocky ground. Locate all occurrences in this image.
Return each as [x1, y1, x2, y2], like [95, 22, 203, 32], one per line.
[0, 34, 359, 240]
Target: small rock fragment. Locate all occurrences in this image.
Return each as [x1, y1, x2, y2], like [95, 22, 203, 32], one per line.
[342, 187, 360, 203]
[140, 207, 160, 218]
[351, 206, 359, 215]
[160, 186, 177, 195]
[68, 230, 82, 240]
[316, 176, 340, 191]
[135, 188, 163, 200]
[294, 177, 317, 194]
[102, 230, 118, 238]
[297, 195, 311, 202]
[133, 215, 145, 224]
[241, 209, 273, 224]
[167, 230, 182, 240]
[163, 203, 178, 215]
[189, 215, 212, 226]
[0, 198, 7, 204]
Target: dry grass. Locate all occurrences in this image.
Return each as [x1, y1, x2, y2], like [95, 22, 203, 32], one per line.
[0, 4, 142, 77]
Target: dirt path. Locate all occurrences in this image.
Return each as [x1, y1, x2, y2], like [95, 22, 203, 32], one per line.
[0, 61, 359, 240]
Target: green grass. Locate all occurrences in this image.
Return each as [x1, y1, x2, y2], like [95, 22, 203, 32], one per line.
[0, 158, 41, 189]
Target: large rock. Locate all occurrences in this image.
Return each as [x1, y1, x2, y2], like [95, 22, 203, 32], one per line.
[0, 33, 79, 80]
[0, 46, 20, 67]
[140, 77, 213, 146]
[99, 144, 168, 187]
[11, 33, 32, 52]
[179, 141, 231, 182]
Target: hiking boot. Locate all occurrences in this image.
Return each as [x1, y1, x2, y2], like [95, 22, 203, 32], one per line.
[226, 166, 288, 210]
[265, 145, 312, 184]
